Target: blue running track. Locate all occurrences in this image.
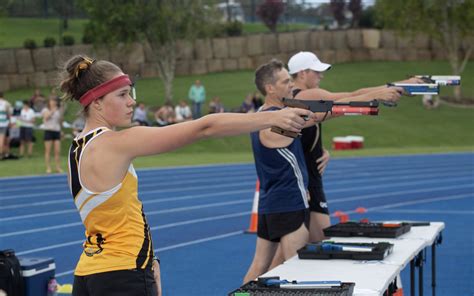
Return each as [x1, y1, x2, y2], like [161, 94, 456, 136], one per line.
[0, 152, 473, 295]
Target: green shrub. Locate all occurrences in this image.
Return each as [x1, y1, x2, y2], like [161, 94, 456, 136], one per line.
[23, 39, 37, 49]
[43, 37, 56, 47]
[62, 34, 75, 46]
[225, 21, 243, 37]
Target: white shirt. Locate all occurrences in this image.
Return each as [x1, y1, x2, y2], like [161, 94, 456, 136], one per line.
[0, 99, 11, 128]
[175, 105, 192, 121]
[41, 108, 61, 131]
[20, 108, 36, 128]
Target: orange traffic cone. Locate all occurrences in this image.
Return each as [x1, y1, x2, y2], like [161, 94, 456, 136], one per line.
[245, 179, 259, 234]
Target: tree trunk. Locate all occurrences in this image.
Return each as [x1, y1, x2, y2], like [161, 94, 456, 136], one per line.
[152, 41, 176, 103]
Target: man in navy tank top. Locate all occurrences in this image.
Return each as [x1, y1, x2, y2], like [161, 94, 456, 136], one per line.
[243, 59, 318, 283]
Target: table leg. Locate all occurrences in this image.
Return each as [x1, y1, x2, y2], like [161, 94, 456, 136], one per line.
[417, 250, 424, 296]
[411, 258, 415, 296]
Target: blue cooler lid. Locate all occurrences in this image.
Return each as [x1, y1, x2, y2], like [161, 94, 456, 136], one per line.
[18, 257, 55, 277]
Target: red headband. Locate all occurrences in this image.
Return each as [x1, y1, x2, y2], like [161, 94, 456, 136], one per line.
[79, 74, 132, 106]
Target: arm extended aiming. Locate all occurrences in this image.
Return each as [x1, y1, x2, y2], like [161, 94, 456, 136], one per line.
[270, 99, 380, 138]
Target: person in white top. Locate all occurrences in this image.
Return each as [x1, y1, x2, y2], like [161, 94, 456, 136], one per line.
[174, 100, 193, 122]
[0, 92, 12, 159]
[19, 100, 36, 157]
[42, 98, 63, 173]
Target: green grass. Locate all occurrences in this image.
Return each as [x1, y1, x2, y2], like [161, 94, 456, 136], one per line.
[242, 22, 313, 34]
[0, 17, 88, 48]
[2, 60, 473, 177]
[0, 17, 312, 48]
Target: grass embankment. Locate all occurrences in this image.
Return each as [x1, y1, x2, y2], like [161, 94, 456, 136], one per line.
[0, 17, 312, 48]
[2, 61, 473, 177]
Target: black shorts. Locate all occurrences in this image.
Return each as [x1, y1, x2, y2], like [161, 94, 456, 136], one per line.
[308, 186, 329, 215]
[73, 267, 157, 296]
[258, 209, 310, 242]
[20, 127, 33, 141]
[44, 130, 61, 141]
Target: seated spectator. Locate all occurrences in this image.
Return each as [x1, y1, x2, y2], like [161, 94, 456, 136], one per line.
[208, 96, 225, 114]
[133, 102, 149, 126]
[240, 93, 255, 113]
[30, 88, 46, 113]
[175, 100, 193, 122]
[252, 91, 264, 110]
[154, 103, 176, 126]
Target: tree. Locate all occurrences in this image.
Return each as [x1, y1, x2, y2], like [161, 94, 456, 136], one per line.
[256, 0, 285, 33]
[0, 0, 13, 16]
[80, 0, 215, 103]
[348, 0, 362, 28]
[51, 0, 74, 30]
[329, 0, 346, 28]
[375, 0, 474, 100]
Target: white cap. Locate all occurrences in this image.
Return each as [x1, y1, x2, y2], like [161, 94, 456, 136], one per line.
[288, 51, 331, 74]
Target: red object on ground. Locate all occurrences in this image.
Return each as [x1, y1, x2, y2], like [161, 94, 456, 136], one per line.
[332, 137, 352, 150]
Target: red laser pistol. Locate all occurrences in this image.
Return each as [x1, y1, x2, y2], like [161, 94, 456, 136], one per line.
[271, 98, 380, 138]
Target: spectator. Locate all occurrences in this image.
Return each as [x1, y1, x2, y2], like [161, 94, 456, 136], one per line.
[252, 91, 264, 110]
[0, 92, 12, 160]
[422, 94, 440, 109]
[174, 100, 193, 122]
[12, 100, 23, 116]
[188, 79, 206, 118]
[42, 98, 63, 173]
[240, 93, 255, 113]
[71, 114, 86, 137]
[154, 103, 176, 126]
[19, 100, 35, 158]
[133, 102, 149, 126]
[30, 88, 46, 113]
[208, 96, 225, 114]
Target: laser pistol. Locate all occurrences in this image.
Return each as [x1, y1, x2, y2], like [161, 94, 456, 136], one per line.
[414, 75, 461, 86]
[271, 98, 380, 138]
[387, 83, 440, 96]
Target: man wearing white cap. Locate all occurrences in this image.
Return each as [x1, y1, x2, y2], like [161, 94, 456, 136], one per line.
[285, 51, 421, 246]
[289, 52, 419, 245]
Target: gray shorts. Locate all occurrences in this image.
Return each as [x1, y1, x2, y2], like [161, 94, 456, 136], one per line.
[0, 127, 7, 135]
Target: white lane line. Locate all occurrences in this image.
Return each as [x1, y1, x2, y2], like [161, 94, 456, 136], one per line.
[1, 199, 252, 237]
[329, 184, 473, 204]
[372, 209, 474, 215]
[1, 165, 471, 204]
[16, 212, 249, 255]
[0, 189, 252, 222]
[1, 157, 472, 195]
[55, 230, 245, 278]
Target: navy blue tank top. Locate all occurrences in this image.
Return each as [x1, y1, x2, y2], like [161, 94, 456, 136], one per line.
[251, 106, 309, 214]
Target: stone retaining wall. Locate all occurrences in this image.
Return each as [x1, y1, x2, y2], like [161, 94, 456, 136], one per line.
[0, 29, 468, 91]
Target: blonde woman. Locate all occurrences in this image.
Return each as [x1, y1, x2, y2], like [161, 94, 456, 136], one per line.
[59, 55, 314, 296]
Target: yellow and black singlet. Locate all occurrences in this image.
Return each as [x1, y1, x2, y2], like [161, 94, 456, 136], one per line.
[68, 127, 154, 276]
